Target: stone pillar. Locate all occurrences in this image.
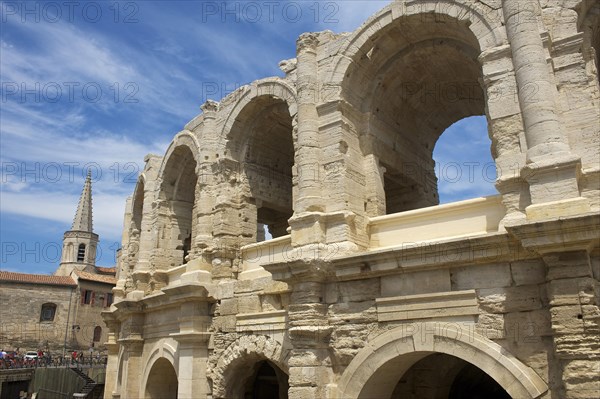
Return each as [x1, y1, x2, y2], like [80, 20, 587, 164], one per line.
[548, 25, 600, 211]
[506, 216, 600, 398]
[137, 155, 161, 272]
[102, 318, 120, 399]
[286, 272, 334, 399]
[478, 43, 530, 226]
[190, 100, 220, 273]
[110, 303, 145, 398]
[165, 285, 214, 398]
[363, 154, 386, 217]
[294, 32, 323, 214]
[175, 336, 210, 399]
[502, 0, 590, 219]
[120, 338, 144, 399]
[543, 251, 600, 398]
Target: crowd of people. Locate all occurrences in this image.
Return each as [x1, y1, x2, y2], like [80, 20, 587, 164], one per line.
[0, 348, 107, 369]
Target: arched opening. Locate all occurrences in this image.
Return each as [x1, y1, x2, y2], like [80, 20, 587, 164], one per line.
[338, 323, 548, 399]
[77, 243, 86, 262]
[211, 335, 290, 399]
[145, 358, 178, 399]
[345, 14, 491, 215]
[159, 145, 198, 267]
[132, 181, 144, 232]
[229, 95, 295, 242]
[433, 116, 497, 203]
[93, 326, 102, 343]
[243, 360, 289, 399]
[391, 353, 510, 399]
[129, 180, 144, 268]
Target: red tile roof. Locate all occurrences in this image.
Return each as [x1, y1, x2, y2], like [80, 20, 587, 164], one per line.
[0, 271, 76, 287]
[95, 266, 116, 275]
[74, 270, 117, 285]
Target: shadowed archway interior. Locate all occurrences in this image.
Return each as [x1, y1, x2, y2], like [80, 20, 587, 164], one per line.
[229, 95, 295, 241]
[344, 14, 489, 215]
[145, 358, 178, 399]
[391, 353, 511, 399]
[159, 145, 198, 267]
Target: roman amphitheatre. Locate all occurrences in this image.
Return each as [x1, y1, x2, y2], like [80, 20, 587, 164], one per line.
[103, 1, 600, 398]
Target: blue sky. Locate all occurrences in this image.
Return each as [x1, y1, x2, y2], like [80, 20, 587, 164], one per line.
[1, 0, 496, 275]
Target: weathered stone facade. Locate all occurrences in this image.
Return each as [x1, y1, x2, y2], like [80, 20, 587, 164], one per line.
[0, 278, 76, 353]
[104, 1, 600, 398]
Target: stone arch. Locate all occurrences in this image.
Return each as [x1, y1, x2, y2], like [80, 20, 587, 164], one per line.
[223, 79, 297, 241]
[141, 341, 179, 396]
[158, 131, 201, 183]
[128, 175, 146, 271]
[328, 1, 506, 88]
[337, 322, 548, 399]
[210, 335, 289, 399]
[221, 78, 297, 142]
[155, 132, 201, 268]
[131, 175, 146, 232]
[325, 1, 508, 217]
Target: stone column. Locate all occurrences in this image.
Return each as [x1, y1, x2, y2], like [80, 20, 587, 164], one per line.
[502, 0, 590, 219]
[285, 271, 334, 399]
[543, 251, 600, 398]
[191, 100, 219, 273]
[294, 32, 323, 214]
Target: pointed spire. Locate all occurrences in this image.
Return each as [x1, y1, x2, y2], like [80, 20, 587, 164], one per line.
[71, 170, 93, 232]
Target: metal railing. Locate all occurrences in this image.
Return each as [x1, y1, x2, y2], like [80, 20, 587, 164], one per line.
[0, 356, 107, 370]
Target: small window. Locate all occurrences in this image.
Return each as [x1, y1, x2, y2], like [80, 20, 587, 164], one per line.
[105, 293, 114, 307]
[77, 244, 86, 262]
[81, 289, 94, 305]
[40, 303, 57, 321]
[93, 326, 102, 342]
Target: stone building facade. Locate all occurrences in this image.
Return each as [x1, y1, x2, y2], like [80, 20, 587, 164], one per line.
[0, 174, 116, 354]
[103, 1, 600, 398]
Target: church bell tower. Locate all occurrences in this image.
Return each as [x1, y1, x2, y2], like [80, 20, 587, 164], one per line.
[55, 170, 99, 276]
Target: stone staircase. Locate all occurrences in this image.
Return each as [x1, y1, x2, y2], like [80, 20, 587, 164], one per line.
[69, 367, 102, 398]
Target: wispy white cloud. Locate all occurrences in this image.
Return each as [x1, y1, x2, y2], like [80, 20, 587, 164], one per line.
[2, 21, 136, 86]
[1, 190, 127, 241]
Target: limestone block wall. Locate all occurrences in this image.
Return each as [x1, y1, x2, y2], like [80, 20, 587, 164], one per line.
[0, 283, 75, 352]
[104, 1, 600, 398]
